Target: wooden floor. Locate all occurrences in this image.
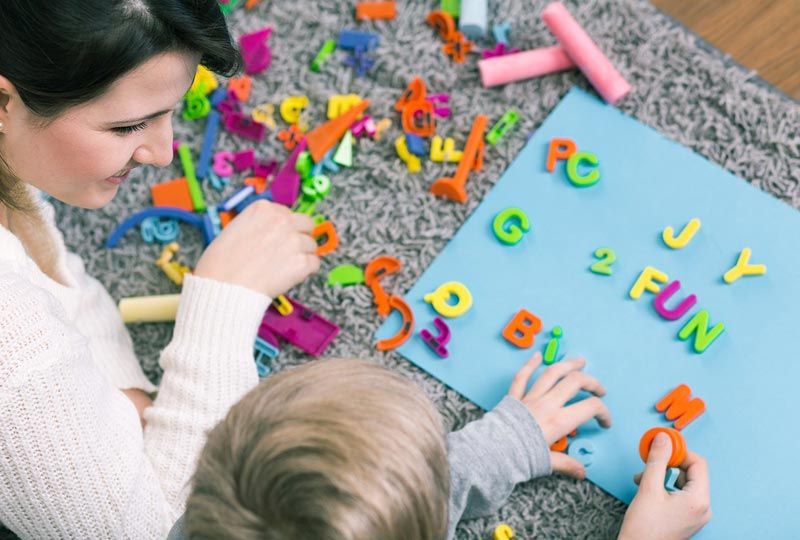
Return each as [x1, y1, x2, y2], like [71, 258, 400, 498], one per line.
[651, 0, 800, 100]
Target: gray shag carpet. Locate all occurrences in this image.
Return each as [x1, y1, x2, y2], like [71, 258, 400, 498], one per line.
[4, 1, 799, 538]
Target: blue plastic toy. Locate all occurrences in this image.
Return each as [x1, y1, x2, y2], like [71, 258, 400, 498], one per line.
[106, 207, 213, 248]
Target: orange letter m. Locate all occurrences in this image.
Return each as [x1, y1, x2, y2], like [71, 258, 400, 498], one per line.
[655, 384, 705, 430]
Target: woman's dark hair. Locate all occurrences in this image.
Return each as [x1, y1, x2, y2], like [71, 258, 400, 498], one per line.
[0, 0, 241, 211]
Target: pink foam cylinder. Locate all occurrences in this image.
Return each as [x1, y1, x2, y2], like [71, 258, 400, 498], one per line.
[541, 2, 632, 104]
[478, 46, 575, 88]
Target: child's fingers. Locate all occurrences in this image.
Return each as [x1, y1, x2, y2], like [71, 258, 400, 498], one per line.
[559, 396, 612, 432]
[550, 451, 586, 480]
[527, 357, 586, 400]
[546, 371, 606, 406]
[639, 432, 672, 493]
[679, 451, 710, 500]
[675, 469, 688, 489]
[507, 352, 542, 400]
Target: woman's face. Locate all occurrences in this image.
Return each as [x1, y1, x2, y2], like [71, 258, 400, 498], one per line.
[0, 51, 198, 209]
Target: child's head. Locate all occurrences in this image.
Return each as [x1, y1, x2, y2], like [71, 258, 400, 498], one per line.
[186, 359, 450, 540]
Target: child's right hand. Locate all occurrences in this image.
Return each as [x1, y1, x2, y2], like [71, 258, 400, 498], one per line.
[508, 352, 612, 480]
[193, 201, 320, 298]
[618, 433, 711, 540]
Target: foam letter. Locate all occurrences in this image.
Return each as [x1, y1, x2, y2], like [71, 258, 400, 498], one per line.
[678, 309, 725, 353]
[655, 384, 705, 430]
[653, 280, 697, 321]
[629, 266, 669, 300]
[502, 309, 542, 348]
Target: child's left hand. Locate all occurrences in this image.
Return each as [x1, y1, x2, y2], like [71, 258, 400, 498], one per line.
[507, 351, 612, 479]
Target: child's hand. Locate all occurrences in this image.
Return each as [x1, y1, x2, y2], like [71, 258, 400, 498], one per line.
[508, 352, 612, 479]
[618, 433, 711, 540]
[194, 201, 320, 298]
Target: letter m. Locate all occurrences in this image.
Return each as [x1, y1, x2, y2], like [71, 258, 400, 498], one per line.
[655, 384, 705, 430]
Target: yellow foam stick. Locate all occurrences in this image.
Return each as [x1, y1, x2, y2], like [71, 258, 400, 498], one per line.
[723, 247, 767, 283]
[119, 294, 180, 324]
[189, 65, 218, 95]
[327, 94, 362, 119]
[279, 96, 309, 125]
[430, 135, 464, 163]
[662, 218, 701, 249]
[395, 136, 421, 173]
[630, 266, 669, 299]
[494, 524, 514, 540]
[424, 281, 473, 318]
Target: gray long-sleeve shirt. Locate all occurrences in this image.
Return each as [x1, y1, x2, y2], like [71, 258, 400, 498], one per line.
[169, 396, 550, 539]
[446, 395, 551, 538]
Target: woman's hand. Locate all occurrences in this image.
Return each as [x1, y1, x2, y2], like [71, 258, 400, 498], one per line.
[193, 201, 320, 298]
[508, 352, 612, 479]
[619, 433, 711, 540]
[121, 388, 153, 429]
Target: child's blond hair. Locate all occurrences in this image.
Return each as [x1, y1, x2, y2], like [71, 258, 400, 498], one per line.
[185, 358, 450, 540]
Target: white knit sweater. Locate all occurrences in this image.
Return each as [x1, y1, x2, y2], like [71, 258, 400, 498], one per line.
[0, 193, 270, 539]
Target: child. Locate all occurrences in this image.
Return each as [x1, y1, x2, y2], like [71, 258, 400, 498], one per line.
[0, 1, 317, 537]
[182, 355, 711, 539]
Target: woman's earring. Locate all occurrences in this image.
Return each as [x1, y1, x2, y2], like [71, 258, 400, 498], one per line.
[0, 121, 4, 132]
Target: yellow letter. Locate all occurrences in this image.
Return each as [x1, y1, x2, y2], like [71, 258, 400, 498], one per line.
[629, 266, 669, 299]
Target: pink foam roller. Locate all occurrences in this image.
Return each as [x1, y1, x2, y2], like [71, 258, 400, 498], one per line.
[478, 46, 575, 88]
[541, 1, 631, 104]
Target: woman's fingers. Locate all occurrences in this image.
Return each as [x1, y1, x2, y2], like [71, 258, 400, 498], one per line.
[527, 357, 586, 400]
[290, 212, 315, 233]
[547, 370, 606, 406]
[550, 451, 586, 480]
[508, 352, 542, 400]
[559, 396, 612, 432]
[299, 233, 318, 254]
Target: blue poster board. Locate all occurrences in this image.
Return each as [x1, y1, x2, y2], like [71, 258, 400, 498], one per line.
[376, 88, 800, 538]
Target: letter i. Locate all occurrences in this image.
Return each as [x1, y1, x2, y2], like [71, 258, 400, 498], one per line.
[544, 326, 563, 365]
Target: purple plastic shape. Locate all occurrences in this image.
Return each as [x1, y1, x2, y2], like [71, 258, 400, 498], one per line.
[481, 43, 521, 59]
[258, 295, 340, 356]
[239, 28, 272, 75]
[270, 139, 307, 206]
[351, 116, 376, 138]
[653, 280, 698, 321]
[254, 159, 278, 178]
[232, 149, 255, 172]
[223, 112, 266, 142]
[419, 317, 451, 358]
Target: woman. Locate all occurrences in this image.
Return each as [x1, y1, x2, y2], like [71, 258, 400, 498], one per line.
[0, 1, 318, 537]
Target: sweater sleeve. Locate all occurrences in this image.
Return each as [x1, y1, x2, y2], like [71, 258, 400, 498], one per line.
[64, 251, 157, 393]
[0, 272, 269, 538]
[445, 396, 552, 539]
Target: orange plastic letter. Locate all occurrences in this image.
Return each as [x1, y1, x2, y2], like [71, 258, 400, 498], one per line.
[546, 138, 577, 172]
[394, 77, 427, 112]
[312, 220, 339, 256]
[502, 309, 542, 348]
[655, 384, 706, 430]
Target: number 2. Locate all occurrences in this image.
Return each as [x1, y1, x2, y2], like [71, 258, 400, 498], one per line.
[590, 247, 616, 276]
